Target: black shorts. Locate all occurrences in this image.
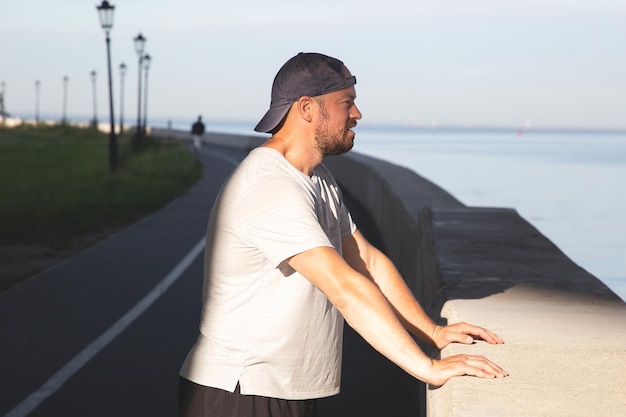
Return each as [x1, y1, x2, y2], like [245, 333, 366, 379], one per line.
[178, 377, 319, 417]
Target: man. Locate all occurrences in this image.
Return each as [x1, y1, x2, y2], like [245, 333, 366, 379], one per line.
[179, 52, 507, 417]
[191, 115, 205, 153]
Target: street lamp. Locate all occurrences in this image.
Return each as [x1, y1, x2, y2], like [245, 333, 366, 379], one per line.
[142, 54, 151, 137]
[96, 0, 118, 171]
[35, 80, 40, 124]
[0, 81, 6, 123]
[62, 76, 69, 124]
[133, 32, 146, 147]
[119, 62, 126, 134]
[90, 70, 98, 128]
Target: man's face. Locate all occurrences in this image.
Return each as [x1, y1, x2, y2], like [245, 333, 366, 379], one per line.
[313, 86, 362, 156]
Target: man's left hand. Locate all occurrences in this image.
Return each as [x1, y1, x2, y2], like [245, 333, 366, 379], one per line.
[432, 322, 504, 349]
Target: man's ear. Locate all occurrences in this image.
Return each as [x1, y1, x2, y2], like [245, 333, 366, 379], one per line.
[295, 96, 314, 123]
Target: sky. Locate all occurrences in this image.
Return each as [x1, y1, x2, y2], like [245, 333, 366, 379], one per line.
[1, 0, 625, 130]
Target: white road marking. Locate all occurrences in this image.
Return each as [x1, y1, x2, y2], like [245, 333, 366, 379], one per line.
[4, 238, 206, 417]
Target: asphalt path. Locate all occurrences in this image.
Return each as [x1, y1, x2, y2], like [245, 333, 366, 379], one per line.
[0, 143, 421, 417]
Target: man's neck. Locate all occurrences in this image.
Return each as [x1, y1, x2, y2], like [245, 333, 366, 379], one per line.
[263, 134, 322, 176]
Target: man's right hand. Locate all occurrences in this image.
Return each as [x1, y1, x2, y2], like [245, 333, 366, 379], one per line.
[426, 354, 508, 387]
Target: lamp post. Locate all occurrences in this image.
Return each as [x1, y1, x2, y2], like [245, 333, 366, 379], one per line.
[62, 76, 69, 124]
[35, 80, 40, 124]
[0, 81, 6, 123]
[133, 33, 146, 147]
[119, 62, 126, 134]
[90, 70, 98, 128]
[142, 54, 151, 137]
[96, 0, 118, 171]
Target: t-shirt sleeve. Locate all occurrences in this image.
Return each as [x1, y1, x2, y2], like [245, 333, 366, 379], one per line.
[236, 177, 335, 268]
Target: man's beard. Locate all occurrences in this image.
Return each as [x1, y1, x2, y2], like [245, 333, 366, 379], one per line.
[315, 126, 354, 156]
[314, 106, 356, 156]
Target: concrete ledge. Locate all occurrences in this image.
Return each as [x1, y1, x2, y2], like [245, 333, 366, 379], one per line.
[426, 207, 625, 416]
[325, 152, 626, 417]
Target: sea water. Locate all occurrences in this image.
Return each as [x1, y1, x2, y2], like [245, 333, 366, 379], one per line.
[168, 119, 626, 302]
[351, 126, 626, 302]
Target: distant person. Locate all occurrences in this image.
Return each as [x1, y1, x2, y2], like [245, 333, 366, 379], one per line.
[191, 116, 205, 153]
[178, 52, 507, 417]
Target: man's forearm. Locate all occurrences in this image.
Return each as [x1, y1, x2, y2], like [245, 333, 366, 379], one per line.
[367, 251, 438, 344]
[342, 231, 438, 344]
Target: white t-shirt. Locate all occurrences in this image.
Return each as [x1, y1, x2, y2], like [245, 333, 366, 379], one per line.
[180, 147, 357, 400]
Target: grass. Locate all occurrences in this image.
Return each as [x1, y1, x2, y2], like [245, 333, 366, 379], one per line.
[0, 123, 202, 268]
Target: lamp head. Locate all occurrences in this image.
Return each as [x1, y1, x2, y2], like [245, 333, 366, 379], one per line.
[96, 1, 115, 33]
[143, 54, 152, 71]
[134, 33, 146, 56]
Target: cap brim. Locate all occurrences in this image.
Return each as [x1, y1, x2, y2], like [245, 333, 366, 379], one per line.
[253, 102, 292, 133]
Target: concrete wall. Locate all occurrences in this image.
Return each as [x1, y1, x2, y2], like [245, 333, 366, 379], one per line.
[325, 152, 626, 417]
[324, 153, 464, 320]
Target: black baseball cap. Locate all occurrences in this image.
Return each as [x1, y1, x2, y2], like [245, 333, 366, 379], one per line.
[253, 52, 357, 133]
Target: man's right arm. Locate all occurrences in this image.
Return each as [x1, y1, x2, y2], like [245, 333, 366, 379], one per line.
[287, 246, 507, 386]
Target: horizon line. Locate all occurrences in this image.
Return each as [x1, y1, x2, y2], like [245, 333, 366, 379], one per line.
[3, 113, 626, 135]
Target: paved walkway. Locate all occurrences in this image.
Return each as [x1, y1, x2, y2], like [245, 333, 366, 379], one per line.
[0, 143, 421, 417]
